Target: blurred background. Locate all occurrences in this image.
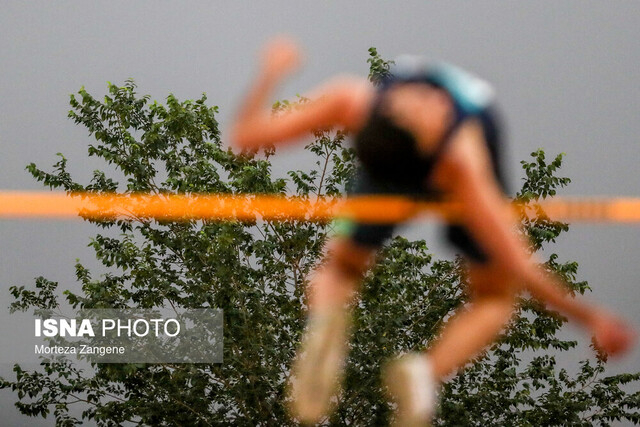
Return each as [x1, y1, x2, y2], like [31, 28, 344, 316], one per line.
[1, 1, 639, 424]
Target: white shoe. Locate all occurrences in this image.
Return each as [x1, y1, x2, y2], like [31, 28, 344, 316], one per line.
[384, 353, 436, 427]
[288, 309, 351, 424]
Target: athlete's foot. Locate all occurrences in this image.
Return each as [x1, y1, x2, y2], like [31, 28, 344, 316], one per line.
[384, 353, 437, 427]
[288, 308, 351, 424]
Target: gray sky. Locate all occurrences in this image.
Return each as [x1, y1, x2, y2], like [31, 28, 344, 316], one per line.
[1, 1, 639, 425]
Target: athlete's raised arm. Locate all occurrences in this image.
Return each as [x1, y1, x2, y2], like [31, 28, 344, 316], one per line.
[231, 37, 373, 150]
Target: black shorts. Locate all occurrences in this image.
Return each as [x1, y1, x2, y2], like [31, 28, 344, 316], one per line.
[332, 169, 490, 263]
[334, 107, 506, 264]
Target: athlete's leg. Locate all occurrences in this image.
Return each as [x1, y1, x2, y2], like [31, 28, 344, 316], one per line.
[426, 261, 519, 380]
[308, 236, 375, 311]
[289, 237, 376, 423]
[384, 260, 519, 426]
[290, 167, 400, 422]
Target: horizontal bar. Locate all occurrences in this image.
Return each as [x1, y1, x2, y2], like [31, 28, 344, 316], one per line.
[0, 192, 639, 223]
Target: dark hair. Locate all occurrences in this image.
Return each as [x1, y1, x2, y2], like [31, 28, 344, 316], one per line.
[354, 109, 432, 187]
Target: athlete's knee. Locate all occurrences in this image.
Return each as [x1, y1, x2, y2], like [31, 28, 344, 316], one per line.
[467, 263, 521, 300]
[323, 237, 375, 280]
[470, 280, 516, 300]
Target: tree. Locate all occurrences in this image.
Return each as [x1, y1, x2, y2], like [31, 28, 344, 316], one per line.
[2, 50, 639, 426]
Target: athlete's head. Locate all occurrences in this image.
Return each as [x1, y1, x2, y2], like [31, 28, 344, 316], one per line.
[355, 82, 453, 186]
[382, 83, 454, 150]
[355, 108, 423, 185]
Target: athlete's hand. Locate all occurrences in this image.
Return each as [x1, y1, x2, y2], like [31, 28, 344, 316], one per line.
[260, 36, 302, 81]
[590, 310, 635, 357]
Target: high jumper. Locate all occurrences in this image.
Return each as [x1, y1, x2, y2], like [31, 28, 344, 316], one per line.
[231, 36, 635, 425]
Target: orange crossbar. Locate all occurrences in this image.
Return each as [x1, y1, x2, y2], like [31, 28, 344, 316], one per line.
[0, 192, 639, 223]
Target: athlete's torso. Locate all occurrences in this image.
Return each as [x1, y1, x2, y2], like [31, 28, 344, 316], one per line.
[353, 57, 506, 193]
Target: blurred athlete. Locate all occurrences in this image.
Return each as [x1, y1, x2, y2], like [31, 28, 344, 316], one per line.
[231, 37, 635, 425]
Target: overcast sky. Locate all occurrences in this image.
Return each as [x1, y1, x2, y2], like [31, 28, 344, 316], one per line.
[1, 1, 639, 425]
